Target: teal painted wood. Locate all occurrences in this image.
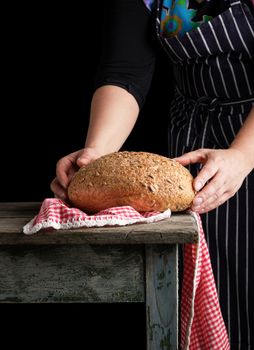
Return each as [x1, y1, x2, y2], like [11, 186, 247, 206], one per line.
[0, 245, 144, 303]
[146, 244, 178, 350]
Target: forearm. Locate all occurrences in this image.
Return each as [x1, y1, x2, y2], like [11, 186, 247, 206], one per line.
[85, 85, 139, 154]
[230, 106, 254, 169]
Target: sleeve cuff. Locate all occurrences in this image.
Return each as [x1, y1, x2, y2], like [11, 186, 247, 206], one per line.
[93, 79, 145, 110]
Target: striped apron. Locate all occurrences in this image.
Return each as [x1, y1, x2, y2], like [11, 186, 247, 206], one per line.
[154, 0, 254, 349]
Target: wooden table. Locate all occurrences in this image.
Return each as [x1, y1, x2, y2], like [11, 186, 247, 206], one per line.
[0, 202, 198, 349]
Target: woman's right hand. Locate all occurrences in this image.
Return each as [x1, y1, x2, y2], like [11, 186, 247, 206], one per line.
[50, 147, 102, 200]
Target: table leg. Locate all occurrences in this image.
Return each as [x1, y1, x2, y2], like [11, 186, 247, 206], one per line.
[145, 244, 178, 350]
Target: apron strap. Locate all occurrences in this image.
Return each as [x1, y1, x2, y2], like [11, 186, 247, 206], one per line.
[175, 86, 254, 150]
[228, 0, 242, 6]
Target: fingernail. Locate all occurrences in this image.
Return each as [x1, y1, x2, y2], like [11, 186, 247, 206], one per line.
[77, 157, 88, 165]
[193, 197, 203, 206]
[195, 181, 203, 191]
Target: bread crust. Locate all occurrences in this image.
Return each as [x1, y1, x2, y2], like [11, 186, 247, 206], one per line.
[68, 151, 195, 213]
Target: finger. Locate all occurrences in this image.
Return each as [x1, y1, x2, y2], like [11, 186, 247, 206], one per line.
[192, 189, 223, 213]
[192, 191, 229, 213]
[192, 172, 224, 208]
[195, 181, 241, 213]
[174, 149, 208, 166]
[192, 174, 227, 211]
[50, 178, 67, 200]
[56, 157, 73, 189]
[77, 148, 100, 168]
[76, 155, 92, 167]
[193, 158, 219, 191]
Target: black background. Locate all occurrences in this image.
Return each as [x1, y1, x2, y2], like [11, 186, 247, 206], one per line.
[1, 2, 174, 348]
[2, 1, 174, 202]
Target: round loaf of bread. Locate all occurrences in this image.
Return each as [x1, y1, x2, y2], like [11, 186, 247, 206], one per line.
[68, 151, 195, 213]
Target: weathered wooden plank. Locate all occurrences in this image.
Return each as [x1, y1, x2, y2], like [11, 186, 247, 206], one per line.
[0, 202, 198, 245]
[0, 202, 41, 217]
[0, 216, 198, 245]
[146, 245, 178, 350]
[0, 245, 144, 303]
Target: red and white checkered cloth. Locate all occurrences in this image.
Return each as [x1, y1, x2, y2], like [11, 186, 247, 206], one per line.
[181, 212, 230, 349]
[23, 198, 171, 234]
[23, 199, 230, 349]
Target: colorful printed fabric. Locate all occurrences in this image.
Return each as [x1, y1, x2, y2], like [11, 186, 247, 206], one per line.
[143, 0, 213, 37]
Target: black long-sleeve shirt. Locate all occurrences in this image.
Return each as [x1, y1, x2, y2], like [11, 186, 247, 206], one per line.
[94, 0, 157, 109]
[94, 0, 254, 109]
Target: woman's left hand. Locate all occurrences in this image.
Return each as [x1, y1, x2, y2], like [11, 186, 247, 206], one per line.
[175, 148, 253, 213]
